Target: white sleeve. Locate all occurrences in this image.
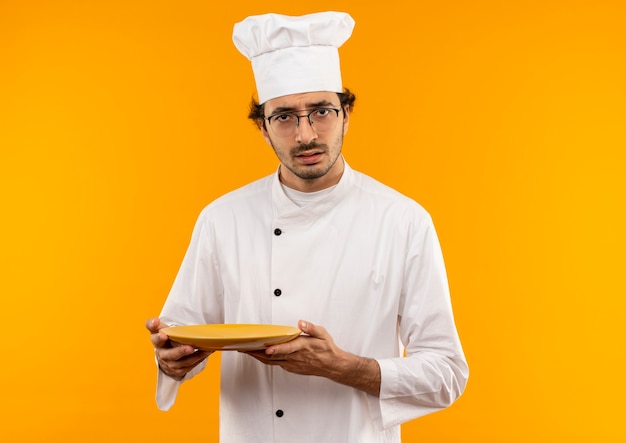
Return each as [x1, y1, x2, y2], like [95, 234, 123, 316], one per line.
[370, 214, 469, 429]
[155, 359, 207, 411]
[154, 208, 224, 410]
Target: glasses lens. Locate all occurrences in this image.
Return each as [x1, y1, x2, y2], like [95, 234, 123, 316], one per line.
[268, 114, 297, 137]
[309, 109, 338, 134]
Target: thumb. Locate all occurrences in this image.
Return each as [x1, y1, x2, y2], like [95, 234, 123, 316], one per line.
[145, 317, 169, 333]
[298, 320, 328, 339]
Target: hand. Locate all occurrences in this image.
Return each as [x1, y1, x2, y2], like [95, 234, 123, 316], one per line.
[246, 320, 339, 377]
[245, 320, 381, 396]
[145, 318, 213, 381]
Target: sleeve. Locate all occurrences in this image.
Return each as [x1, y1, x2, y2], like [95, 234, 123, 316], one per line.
[154, 208, 225, 411]
[369, 211, 469, 429]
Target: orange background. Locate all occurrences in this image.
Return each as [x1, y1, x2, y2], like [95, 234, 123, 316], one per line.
[1, 0, 625, 441]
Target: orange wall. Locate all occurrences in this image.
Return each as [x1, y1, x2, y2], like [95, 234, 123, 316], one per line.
[1, 1, 625, 441]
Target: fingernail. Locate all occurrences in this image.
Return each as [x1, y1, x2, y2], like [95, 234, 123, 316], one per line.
[301, 321, 307, 329]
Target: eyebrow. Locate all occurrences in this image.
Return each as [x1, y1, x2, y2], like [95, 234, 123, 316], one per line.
[269, 100, 338, 114]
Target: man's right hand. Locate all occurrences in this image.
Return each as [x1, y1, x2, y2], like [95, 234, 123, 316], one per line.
[146, 317, 213, 380]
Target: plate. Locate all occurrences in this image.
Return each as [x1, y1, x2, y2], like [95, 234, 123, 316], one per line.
[161, 324, 301, 351]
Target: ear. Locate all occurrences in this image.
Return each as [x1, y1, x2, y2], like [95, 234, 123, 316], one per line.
[342, 106, 350, 136]
[258, 120, 273, 147]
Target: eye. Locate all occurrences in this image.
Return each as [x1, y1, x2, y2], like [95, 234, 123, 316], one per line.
[270, 113, 295, 124]
[313, 108, 332, 118]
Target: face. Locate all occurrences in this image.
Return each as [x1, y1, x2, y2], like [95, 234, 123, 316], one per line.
[260, 91, 350, 192]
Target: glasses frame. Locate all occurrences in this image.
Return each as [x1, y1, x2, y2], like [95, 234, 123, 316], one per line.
[265, 107, 342, 136]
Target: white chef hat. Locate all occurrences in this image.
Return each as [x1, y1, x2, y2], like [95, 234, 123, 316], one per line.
[232, 11, 355, 103]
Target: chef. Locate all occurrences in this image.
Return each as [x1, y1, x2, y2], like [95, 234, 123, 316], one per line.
[146, 11, 468, 443]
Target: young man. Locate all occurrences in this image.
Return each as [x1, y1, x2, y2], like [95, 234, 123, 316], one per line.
[146, 11, 468, 442]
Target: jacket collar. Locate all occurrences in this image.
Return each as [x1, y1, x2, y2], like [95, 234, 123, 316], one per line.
[272, 157, 353, 222]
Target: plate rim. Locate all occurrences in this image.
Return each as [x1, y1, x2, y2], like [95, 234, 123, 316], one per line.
[160, 323, 301, 351]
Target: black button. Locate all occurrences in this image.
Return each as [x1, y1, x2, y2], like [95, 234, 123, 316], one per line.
[274, 228, 282, 236]
[275, 409, 284, 417]
[274, 289, 282, 297]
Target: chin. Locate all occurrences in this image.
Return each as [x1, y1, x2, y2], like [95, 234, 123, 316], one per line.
[296, 170, 327, 180]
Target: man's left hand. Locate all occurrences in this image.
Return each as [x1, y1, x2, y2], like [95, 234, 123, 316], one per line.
[245, 320, 381, 396]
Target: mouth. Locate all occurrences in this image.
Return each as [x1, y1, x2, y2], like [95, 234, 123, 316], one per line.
[294, 151, 324, 165]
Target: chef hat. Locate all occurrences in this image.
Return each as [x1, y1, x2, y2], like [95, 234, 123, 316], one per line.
[232, 11, 355, 103]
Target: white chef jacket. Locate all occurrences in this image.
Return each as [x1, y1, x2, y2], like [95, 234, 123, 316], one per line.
[156, 161, 468, 443]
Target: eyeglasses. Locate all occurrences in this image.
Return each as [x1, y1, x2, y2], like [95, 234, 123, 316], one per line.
[265, 107, 342, 137]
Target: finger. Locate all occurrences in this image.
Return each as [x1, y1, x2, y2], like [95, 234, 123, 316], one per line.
[244, 351, 285, 365]
[298, 320, 329, 340]
[145, 317, 160, 333]
[176, 350, 213, 367]
[265, 321, 332, 355]
[146, 318, 173, 348]
[159, 350, 212, 379]
[156, 346, 203, 374]
[146, 317, 171, 333]
[265, 334, 308, 356]
[150, 330, 171, 348]
[162, 348, 212, 366]
[158, 344, 197, 361]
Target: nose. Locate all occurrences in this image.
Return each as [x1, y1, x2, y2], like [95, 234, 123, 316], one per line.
[295, 115, 318, 144]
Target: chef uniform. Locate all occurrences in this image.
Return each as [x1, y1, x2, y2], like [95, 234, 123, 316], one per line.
[154, 11, 468, 443]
